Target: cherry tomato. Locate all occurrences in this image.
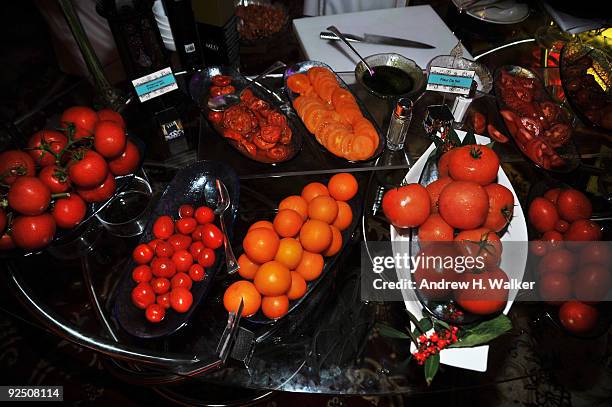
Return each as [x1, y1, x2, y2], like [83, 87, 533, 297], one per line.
[197, 248, 216, 267]
[555, 220, 569, 233]
[212, 75, 232, 87]
[542, 230, 564, 250]
[151, 277, 171, 295]
[564, 220, 602, 242]
[38, 165, 70, 194]
[8, 176, 51, 215]
[529, 240, 547, 257]
[528, 197, 559, 233]
[537, 249, 574, 275]
[382, 184, 431, 228]
[208, 111, 224, 124]
[151, 257, 176, 278]
[11, 214, 56, 250]
[558, 300, 598, 334]
[108, 141, 140, 176]
[178, 204, 194, 218]
[171, 249, 193, 273]
[97, 109, 125, 129]
[145, 303, 165, 323]
[131, 282, 155, 309]
[155, 241, 175, 258]
[0, 150, 36, 185]
[168, 234, 192, 252]
[76, 172, 116, 203]
[189, 241, 206, 258]
[68, 149, 108, 188]
[93, 120, 127, 158]
[189, 264, 205, 282]
[192, 225, 205, 241]
[132, 243, 154, 264]
[539, 272, 571, 304]
[0, 209, 6, 234]
[60, 106, 98, 139]
[176, 217, 197, 235]
[169, 287, 193, 313]
[132, 265, 152, 283]
[201, 223, 223, 249]
[156, 293, 171, 309]
[579, 242, 610, 266]
[171, 272, 193, 290]
[51, 193, 87, 229]
[0, 233, 16, 250]
[556, 189, 592, 222]
[543, 188, 561, 204]
[195, 206, 215, 224]
[574, 264, 611, 303]
[153, 215, 174, 240]
[27, 130, 67, 167]
[147, 238, 164, 251]
[448, 144, 500, 186]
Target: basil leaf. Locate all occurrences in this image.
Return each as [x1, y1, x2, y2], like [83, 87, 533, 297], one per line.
[424, 353, 440, 386]
[449, 315, 512, 348]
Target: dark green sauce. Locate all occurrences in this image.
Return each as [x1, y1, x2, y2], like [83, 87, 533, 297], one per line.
[362, 66, 414, 95]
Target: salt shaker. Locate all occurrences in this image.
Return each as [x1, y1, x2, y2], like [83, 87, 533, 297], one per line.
[386, 98, 413, 151]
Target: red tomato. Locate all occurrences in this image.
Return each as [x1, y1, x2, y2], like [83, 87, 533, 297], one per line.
[456, 267, 509, 315]
[171, 272, 193, 290]
[382, 184, 431, 228]
[555, 220, 569, 233]
[437, 147, 461, 177]
[201, 223, 223, 249]
[11, 214, 56, 250]
[155, 241, 175, 258]
[97, 109, 125, 128]
[564, 220, 602, 242]
[418, 214, 454, 243]
[579, 242, 610, 266]
[68, 149, 108, 188]
[537, 249, 574, 274]
[438, 181, 488, 230]
[543, 188, 561, 204]
[455, 227, 502, 269]
[131, 282, 155, 309]
[529, 240, 547, 257]
[0, 209, 6, 234]
[208, 111, 224, 124]
[542, 230, 564, 250]
[528, 197, 559, 233]
[170, 287, 193, 313]
[132, 243, 154, 265]
[151, 277, 171, 295]
[167, 234, 192, 252]
[93, 120, 127, 158]
[153, 216, 174, 240]
[176, 217, 197, 235]
[189, 241, 206, 258]
[171, 249, 193, 273]
[132, 265, 152, 283]
[147, 238, 164, 251]
[556, 189, 592, 222]
[195, 206, 215, 224]
[178, 204, 194, 218]
[425, 177, 453, 213]
[189, 264, 205, 282]
[0, 150, 36, 185]
[191, 225, 205, 241]
[471, 111, 487, 134]
[8, 176, 51, 215]
[27, 130, 67, 167]
[197, 248, 216, 267]
[150, 257, 176, 278]
[38, 165, 71, 193]
[448, 144, 499, 186]
[574, 264, 611, 303]
[0, 233, 15, 251]
[156, 293, 171, 309]
[483, 183, 514, 232]
[51, 193, 87, 229]
[108, 141, 140, 176]
[539, 272, 571, 304]
[60, 106, 98, 140]
[145, 303, 165, 323]
[76, 172, 116, 203]
[558, 301, 598, 334]
[212, 75, 232, 87]
[486, 123, 509, 143]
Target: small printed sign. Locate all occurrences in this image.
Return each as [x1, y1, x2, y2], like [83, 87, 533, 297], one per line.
[426, 66, 476, 96]
[132, 67, 179, 103]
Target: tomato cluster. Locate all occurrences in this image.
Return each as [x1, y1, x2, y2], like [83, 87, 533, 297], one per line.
[0, 106, 140, 251]
[528, 187, 607, 334]
[383, 144, 512, 315]
[130, 204, 224, 323]
[223, 173, 357, 320]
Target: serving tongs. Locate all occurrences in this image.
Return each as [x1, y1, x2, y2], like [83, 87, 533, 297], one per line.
[215, 179, 239, 274]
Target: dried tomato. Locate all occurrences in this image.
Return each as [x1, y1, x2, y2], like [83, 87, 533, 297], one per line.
[260, 125, 281, 143]
[212, 75, 232, 87]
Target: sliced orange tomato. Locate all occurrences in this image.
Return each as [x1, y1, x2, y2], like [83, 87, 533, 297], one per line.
[287, 73, 312, 94]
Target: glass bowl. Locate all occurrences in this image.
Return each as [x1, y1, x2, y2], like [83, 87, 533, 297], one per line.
[354, 53, 425, 100]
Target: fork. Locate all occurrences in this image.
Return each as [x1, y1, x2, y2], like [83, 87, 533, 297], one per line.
[215, 179, 240, 274]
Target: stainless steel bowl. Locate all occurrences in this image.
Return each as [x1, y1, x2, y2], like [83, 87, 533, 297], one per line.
[355, 53, 425, 100]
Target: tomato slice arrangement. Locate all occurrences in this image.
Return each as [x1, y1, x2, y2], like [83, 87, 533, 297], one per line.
[129, 204, 223, 323]
[0, 106, 140, 252]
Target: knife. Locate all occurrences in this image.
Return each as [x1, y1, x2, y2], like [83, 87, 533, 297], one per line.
[320, 31, 435, 49]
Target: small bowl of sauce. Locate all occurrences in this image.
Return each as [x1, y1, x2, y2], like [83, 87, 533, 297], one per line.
[355, 53, 425, 100]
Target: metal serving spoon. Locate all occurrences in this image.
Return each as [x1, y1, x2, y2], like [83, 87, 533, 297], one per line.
[207, 61, 287, 112]
[215, 179, 239, 274]
[326, 25, 375, 77]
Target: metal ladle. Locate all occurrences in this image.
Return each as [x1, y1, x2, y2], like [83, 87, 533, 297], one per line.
[326, 25, 375, 77]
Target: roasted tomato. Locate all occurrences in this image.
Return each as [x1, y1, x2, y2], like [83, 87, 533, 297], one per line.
[212, 75, 232, 87]
[542, 124, 571, 148]
[208, 111, 223, 124]
[223, 106, 257, 134]
[267, 145, 290, 161]
[260, 125, 281, 143]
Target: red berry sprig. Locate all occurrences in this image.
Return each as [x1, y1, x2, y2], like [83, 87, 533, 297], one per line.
[413, 326, 459, 365]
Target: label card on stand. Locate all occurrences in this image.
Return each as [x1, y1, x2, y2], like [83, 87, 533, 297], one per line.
[132, 67, 179, 102]
[426, 66, 475, 96]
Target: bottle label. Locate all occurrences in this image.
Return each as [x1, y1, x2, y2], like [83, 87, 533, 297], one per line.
[184, 43, 196, 53]
[161, 119, 185, 141]
[132, 67, 179, 103]
[426, 66, 475, 96]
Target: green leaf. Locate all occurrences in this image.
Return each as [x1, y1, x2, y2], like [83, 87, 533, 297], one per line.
[434, 319, 451, 331]
[461, 129, 476, 146]
[424, 353, 440, 386]
[412, 317, 433, 336]
[376, 323, 410, 339]
[447, 128, 461, 146]
[486, 141, 495, 149]
[449, 315, 512, 348]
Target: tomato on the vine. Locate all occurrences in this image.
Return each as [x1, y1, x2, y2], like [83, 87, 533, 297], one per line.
[93, 120, 127, 158]
[558, 301, 598, 334]
[38, 165, 70, 193]
[448, 144, 499, 186]
[0, 233, 15, 251]
[10, 214, 56, 250]
[97, 109, 125, 129]
[8, 176, 51, 215]
[0, 150, 36, 185]
[27, 130, 67, 167]
[68, 149, 108, 188]
[61, 106, 98, 140]
[76, 172, 116, 203]
[108, 141, 140, 176]
[131, 282, 155, 309]
[132, 243, 154, 264]
[52, 193, 87, 229]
